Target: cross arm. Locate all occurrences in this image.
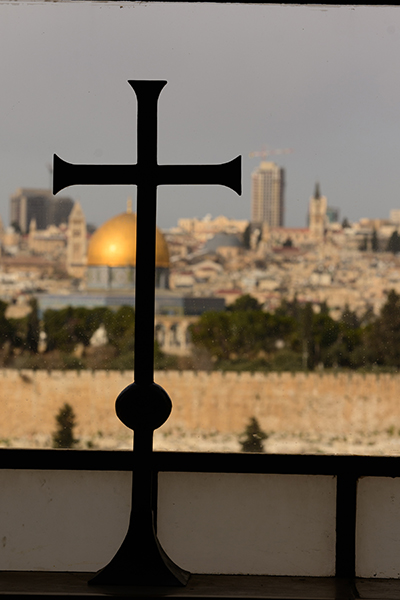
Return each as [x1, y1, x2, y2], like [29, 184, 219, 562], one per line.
[53, 155, 139, 195]
[157, 156, 242, 195]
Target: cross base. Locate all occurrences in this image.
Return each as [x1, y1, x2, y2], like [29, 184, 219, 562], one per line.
[88, 519, 190, 587]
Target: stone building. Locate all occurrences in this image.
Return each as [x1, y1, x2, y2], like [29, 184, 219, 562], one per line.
[66, 202, 87, 279]
[27, 219, 66, 259]
[177, 214, 248, 242]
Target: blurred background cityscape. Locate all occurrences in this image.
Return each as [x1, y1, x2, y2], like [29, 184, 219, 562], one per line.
[1, 159, 400, 454]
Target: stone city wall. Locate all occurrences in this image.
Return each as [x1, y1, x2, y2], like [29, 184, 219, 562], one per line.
[0, 369, 400, 441]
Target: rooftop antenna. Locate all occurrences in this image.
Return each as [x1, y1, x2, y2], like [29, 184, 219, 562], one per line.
[249, 146, 294, 160]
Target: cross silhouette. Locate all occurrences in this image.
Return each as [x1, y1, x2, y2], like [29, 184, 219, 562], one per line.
[53, 80, 242, 587]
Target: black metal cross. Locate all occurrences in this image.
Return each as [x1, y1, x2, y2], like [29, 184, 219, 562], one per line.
[53, 80, 241, 587]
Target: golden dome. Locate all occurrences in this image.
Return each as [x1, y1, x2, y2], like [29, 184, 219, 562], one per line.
[87, 211, 169, 268]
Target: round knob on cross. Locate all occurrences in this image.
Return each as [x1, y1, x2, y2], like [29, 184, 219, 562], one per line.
[115, 381, 172, 431]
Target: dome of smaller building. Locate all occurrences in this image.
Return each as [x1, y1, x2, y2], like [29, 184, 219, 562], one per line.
[204, 232, 243, 254]
[87, 211, 169, 268]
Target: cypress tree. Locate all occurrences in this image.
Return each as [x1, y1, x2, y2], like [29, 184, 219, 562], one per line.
[52, 403, 78, 448]
[26, 298, 40, 353]
[239, 417, 267, 453]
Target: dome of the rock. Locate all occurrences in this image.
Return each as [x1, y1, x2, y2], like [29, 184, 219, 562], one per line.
[86, 206, 170, 291]
[87, 211, 169, 268]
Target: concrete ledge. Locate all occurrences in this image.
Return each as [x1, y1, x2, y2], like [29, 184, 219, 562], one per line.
[0, 573, 398, 599]
[0, 573, 361, 599]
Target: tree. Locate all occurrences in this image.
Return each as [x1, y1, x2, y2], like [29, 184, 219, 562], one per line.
[242, 223, 251, 249]
[0, 300, 16, 347]
[239, 417, 267, 452]
[342, 217, 351, 229]
[387, 231, 400, 254]
[190, 308, 295, 365]
[295, 303, 340, 369]
[360, 304, 376, 327]
[52, 403, 78, 448]
[340, 305, 360, 330]
[228, 294, 262, 312]
[229, 310, 267, 359]
[261, 312, 296, 353]
[26, 298, 40, 353]
[319, 301, 330, 316]
[71, 307, 110, 347]
[312, 312, 340, 367]
[190, 311, 233, 362]
[276, 296, 301, 321]
[326, 308, 364, 368]
[371, 228, 379, 252]
[10, 221, 21, 234]
[359, 235, 368, 252]
[104, 305, 135, 354]
[44, 308, 75, 352]
[43, 306, 115, 352]
[300, 302, 314, 369]
[368, 289, 400, 367]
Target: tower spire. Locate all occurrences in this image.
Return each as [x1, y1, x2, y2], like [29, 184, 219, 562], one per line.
[314, 182, 321, 200]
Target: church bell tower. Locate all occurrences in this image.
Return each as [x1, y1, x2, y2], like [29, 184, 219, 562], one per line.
[308, 183, 327, 241]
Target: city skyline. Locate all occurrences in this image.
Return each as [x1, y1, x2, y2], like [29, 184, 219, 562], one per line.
[1, 3, 400, 231]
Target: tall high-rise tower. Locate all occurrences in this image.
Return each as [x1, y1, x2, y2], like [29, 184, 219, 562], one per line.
[251, 161, 285, 227]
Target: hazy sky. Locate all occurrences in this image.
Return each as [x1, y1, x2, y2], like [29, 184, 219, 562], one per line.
[1, 2, 400, 231]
